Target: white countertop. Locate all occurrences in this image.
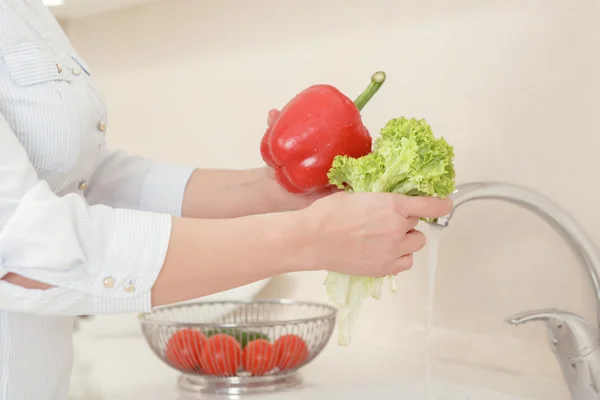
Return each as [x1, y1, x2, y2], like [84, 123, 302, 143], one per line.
[70, 316, 570, 400]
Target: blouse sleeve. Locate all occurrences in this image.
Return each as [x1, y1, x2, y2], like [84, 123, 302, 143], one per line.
[0, 113, 175, 316]
[85, 146, 194, 217]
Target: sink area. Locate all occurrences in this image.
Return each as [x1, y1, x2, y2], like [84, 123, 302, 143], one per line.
[69, 183, 584, 400]
[71, 324, 568, 400]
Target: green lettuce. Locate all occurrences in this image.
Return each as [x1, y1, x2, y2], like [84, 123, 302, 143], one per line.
[325, 117, 456, 346]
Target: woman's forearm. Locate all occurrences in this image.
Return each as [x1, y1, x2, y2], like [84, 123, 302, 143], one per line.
[185, 167, 268, 190]
[150, 212, 306, 307]
[181, 167, 289, 218]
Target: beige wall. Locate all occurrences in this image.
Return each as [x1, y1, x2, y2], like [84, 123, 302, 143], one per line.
[62, 0, 600, 385]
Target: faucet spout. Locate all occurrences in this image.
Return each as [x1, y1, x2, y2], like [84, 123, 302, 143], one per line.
[434, 181, 600, 329]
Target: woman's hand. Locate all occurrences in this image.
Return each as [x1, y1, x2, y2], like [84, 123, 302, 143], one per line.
[262, 109, 337, 212]
[290, 191, 453, 276]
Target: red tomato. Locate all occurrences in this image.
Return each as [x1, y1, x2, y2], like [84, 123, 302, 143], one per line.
[200, 334, 242, 376]
[274, 334, 309, 370]
[242, 339, 276, 376]
[165, 329, 207, 372]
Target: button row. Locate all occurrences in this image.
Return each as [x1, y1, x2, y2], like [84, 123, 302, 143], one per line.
[103, 276, 136, 293]
[75, 121, 107, 194]
[54, 63, 107, 135]
[55, 63, 83, 77]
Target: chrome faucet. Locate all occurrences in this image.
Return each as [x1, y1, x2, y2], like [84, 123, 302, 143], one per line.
[432, 182, 600, 400]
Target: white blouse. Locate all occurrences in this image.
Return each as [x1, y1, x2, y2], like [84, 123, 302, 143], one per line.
[0, 0, 194, 398]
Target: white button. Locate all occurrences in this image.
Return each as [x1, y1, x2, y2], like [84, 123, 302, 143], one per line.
[97, 121, 107, 133]
[124, 283, 136, 293]
[103, 277, 115, 289]
[72, 66, 82, 76]
[78, 180, 88, 191]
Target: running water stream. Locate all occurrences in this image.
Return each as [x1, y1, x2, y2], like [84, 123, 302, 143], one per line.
[425, 225, 443, 398]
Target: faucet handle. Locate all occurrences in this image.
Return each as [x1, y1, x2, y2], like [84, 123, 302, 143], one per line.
[506, 308, 600, 399]
[505, 308, 599, 358]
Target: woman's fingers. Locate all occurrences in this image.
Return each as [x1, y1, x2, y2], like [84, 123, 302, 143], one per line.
[267, 109, 280, 127]
[405, 216, 419, 231]
[385, 229, 427, 275]
[399, 229, 426, 256]
[391, 254, 414, 274]
[398, 196, 453, 219]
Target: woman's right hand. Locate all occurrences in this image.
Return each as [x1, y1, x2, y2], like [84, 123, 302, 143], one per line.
[293, 192, 453, 277]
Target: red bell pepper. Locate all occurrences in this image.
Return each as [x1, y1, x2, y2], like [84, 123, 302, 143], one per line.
[260, 72, 386, 193]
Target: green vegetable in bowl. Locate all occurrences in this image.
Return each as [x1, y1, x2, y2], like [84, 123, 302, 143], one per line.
[325, 117, 456, 346]
[204, 328, 271, 349]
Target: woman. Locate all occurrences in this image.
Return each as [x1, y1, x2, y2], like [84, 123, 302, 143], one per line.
[0, 1, 452, 399]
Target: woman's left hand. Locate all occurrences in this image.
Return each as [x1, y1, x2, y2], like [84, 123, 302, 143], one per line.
[263, 109, 337, 212]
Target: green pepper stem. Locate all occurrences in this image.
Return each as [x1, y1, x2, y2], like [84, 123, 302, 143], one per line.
[353, 71, 386, 111]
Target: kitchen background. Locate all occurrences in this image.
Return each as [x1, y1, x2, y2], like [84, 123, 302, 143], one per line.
[51, 0, 599, 396]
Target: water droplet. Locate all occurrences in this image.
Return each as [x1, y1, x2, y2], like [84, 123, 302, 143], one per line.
[335, 121, 340, 125]
[302, 116, 309, 122]
[315, 113, 320, 118]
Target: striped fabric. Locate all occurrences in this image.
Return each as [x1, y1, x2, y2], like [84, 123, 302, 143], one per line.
[0, 1, 194, 399]
[2, 42, 71, 86]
